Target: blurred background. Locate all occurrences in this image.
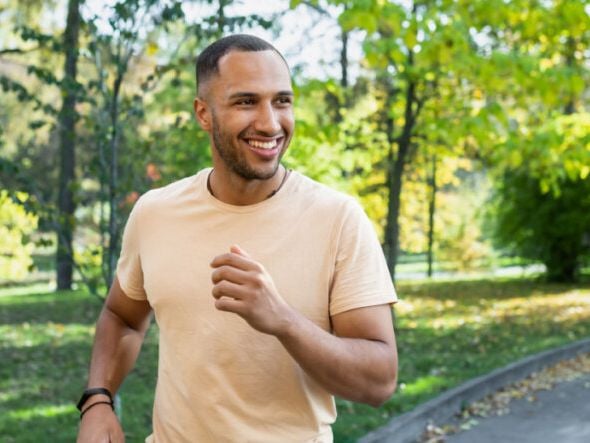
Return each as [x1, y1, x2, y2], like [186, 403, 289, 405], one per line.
[1, 1, 589, 442]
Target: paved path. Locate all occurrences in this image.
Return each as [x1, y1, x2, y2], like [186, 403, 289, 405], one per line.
[445, 373, 590, 443]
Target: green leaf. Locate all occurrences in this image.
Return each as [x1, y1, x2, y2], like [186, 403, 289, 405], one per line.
[339, 9, 378, 33]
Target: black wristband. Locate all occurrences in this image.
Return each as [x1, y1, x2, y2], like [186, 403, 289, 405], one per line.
[76, 387, 113, 411]
[79, 400, 114, 420]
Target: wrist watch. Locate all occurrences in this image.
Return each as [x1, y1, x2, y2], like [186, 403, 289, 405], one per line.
[76, 387, 113, 411]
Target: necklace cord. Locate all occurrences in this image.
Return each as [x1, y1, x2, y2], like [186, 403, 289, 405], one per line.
[207, 167, 290, 200]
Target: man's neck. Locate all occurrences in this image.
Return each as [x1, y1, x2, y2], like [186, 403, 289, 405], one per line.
[207, 165, 287, 206]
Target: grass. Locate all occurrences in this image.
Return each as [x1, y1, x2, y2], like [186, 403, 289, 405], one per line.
[1, 278, 590, 442]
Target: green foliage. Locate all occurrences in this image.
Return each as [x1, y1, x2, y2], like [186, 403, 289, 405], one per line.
[0, 0, 587, 284]
[463, 0, 590, 191]
[494, 113, 590, 194]
[138, 60, 211, 183]
[288, 78, 388, 195]
[489, 171, 590, 283]
[0, 192, 38, 281]
[432, 175, 494, 271]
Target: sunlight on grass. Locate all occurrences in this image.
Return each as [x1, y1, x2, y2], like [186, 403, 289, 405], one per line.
[0, 322, 94, 347]
[495, 291, 590, 322]
[6, 403, 74, 420]
[0, 391, 17, 402]
[399, 375, 447, 396]
[396, 286, 590, 330]
[0, 290, 89, 306]
[0, 283, 54, 298]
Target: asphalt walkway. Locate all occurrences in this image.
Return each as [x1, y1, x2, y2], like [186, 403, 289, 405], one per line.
[445, 372, 590, 443]
[361, 342, 590, 443]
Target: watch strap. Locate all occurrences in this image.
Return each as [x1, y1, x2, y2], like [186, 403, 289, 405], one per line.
[76, 387, 113, 411]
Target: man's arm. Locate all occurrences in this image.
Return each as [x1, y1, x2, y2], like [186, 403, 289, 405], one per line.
[278, 304, 396, 407]
[211, 245, 397, 407]
[77, 276, 152, 442]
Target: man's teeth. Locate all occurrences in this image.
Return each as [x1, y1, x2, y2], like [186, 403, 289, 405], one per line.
[248, 140, 277, 150]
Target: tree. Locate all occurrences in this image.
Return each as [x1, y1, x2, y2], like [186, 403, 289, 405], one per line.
[466, 0, 590, 281]
[56, 0, 81, 290]
[490, 171, 590, 282]
[334, 0, 482, 279]
[461, 0, 590, 190]
[0, 0, 73, 289]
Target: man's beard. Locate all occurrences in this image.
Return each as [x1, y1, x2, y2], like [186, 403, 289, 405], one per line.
[211, 113, 284, 181]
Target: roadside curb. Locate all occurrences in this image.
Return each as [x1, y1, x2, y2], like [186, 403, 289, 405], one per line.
[359, 337, 590, 443]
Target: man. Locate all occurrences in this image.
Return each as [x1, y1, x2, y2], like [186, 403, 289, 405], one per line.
[77, 34, 398, 443]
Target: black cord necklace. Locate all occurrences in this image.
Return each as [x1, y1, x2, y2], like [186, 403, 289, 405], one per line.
[207, 167, 290, 200]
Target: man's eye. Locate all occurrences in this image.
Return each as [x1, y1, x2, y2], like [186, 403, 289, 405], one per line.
[236, 99, 254, 105]
[276, 97, 292, 105]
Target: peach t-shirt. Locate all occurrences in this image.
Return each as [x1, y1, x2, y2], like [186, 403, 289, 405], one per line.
[117, 168, 396, 442]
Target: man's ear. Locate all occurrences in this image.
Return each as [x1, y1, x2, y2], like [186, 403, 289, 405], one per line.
[194, 97, 211, 131]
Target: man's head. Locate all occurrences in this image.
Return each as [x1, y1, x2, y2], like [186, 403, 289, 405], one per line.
[194, 35, 294, 181]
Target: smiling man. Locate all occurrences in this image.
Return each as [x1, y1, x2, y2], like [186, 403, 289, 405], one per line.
[198, 48, 293, 186]
[76, 35, 398, 443]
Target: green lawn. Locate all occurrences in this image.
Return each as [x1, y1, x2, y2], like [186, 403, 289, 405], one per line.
[1, 278, 590, 442]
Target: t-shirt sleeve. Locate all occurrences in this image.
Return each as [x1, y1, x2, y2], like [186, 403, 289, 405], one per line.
[116, 197, 147, 301]
[329, 199, 397, 316]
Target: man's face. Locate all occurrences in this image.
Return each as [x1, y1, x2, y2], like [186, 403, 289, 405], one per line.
[195, 50, 294, 180]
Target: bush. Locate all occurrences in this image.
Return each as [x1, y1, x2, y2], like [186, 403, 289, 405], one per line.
[0, 191, 38, 281]
[489, 172, 590, 282]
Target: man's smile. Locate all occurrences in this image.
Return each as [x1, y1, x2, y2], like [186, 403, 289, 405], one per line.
[244, 137, 284, 159]
[247, 139, 278, 150]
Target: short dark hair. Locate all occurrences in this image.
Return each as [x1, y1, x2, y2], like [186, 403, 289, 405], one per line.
[195, 34, 288, 95]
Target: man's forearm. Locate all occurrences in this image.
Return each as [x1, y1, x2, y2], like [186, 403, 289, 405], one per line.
[276, 308, 397, 407]
[86, 307, 148, 395]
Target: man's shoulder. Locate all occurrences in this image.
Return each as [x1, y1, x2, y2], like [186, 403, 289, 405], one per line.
[290, 172, 360, 212]
[135, 171, 205, 211]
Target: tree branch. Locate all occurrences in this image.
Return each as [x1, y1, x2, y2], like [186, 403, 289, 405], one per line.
[0, 48, 39, 55]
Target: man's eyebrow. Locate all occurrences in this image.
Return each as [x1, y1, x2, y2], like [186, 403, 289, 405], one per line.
[228, 92, 257, 100]
[227, 91, 294, 100]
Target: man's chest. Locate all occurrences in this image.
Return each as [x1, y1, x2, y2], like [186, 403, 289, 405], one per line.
[139, 212, 337, 331]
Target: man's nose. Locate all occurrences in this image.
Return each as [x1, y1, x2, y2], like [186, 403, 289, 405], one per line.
[254, 102, 281, 135]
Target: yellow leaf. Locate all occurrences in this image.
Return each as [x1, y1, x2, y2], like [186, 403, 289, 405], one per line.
[146, 42, 158, 56]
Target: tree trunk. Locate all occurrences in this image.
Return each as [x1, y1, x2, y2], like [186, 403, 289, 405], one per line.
[216, 0, 226, 36]
[564, 37, 576, 116]
[545, 239, 579, 283]
[383, 2, 421, 282]
[106, 67, 124, 289]
[384, 75, 418, 282]
[56, 0, 80, 290]
[427, 153, 437, 278]
[340, 28, 348, 90]
[324, 28, 349, 125]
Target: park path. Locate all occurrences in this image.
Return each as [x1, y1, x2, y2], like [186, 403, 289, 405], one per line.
[443, 372, 590, 443]
[426, 355, 590, 443]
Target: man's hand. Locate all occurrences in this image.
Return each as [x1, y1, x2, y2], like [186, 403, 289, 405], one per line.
[210, 245, 293, 335]
[77, 403, 125, 443]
